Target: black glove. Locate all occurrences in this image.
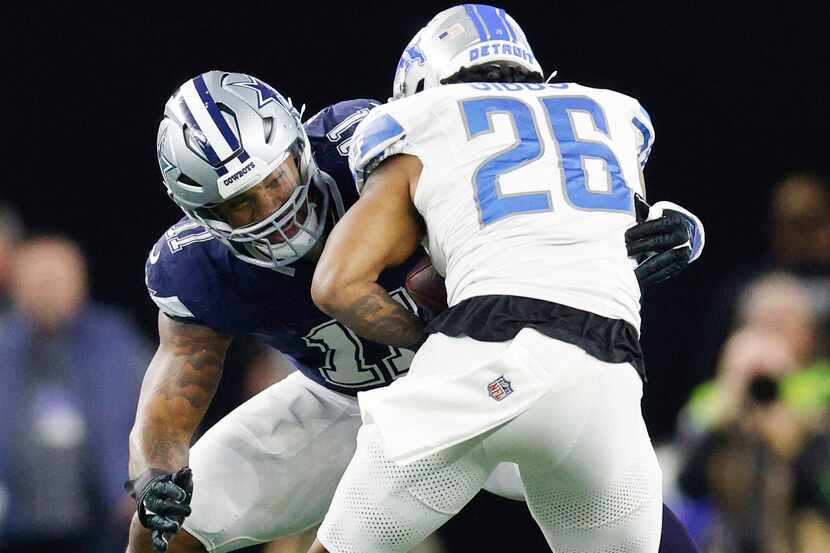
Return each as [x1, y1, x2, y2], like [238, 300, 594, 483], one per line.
[125, 467, 194, 552]
[626, 195, 693, 289]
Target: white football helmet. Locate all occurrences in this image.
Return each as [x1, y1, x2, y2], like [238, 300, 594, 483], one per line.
[392, 4, 545, 100]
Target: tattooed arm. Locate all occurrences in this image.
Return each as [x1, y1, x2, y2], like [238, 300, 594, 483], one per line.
[312, 154, 426, 349]
[128, 312, 231, 478]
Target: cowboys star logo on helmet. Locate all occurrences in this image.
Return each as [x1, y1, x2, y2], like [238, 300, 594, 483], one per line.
[230, 75, 295, 114]
[156, 126, 176, 174]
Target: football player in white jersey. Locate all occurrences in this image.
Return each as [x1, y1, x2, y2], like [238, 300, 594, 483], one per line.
[311, 5, 703, 553]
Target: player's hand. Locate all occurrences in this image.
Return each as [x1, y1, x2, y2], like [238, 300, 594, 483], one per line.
[626, 198, 695, 289]
[125, 467, 194, 552]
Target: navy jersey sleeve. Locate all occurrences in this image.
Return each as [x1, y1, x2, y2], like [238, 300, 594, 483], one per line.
[305, 99, 380, 201]
[144, 219, 217, 325]
[304, 99, 381, 155]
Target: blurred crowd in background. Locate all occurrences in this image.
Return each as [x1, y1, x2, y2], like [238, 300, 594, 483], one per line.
[0, 173, 829, 553]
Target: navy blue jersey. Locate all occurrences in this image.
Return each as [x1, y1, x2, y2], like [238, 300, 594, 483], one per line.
[145, 99, 420, 395]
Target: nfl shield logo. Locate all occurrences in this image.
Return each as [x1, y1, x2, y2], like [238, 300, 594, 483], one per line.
[488, 376, 513, 401]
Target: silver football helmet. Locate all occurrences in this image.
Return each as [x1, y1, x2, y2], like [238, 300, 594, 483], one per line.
[157, 71, 328, 270]
[392, 4, 545, 100]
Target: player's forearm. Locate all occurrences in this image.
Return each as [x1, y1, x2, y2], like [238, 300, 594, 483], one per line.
[316, 280, 425, 348]
[129, 418, 192, 477]
[129, 326, 227, 477]
[128, 373, 212, 475]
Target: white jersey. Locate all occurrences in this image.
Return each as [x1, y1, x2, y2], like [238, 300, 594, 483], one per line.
[349, 82, 655, 330]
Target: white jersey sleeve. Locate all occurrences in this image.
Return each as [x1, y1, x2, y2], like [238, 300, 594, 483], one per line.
[630, 101, 655, 169]
[348, 94, 450, 194]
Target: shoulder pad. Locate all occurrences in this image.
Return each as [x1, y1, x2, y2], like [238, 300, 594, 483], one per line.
[573, 84, 656, 169]
[348, 89, 453, 192]
[348, 106, 408, 192]
[144, 220, 215, 320]
[305, 99, 381, 156]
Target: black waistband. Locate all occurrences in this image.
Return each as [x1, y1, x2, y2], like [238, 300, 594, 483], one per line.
[426, 295, 645, 380]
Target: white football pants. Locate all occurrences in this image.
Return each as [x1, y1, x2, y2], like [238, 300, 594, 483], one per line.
[318, 331, 663, 553]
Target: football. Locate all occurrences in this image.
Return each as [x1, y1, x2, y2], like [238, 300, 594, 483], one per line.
[405, 256, 448, 317]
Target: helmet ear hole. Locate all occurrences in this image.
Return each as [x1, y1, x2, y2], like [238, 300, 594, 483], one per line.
[263, 117, 274, 144]
[177, 173, 203, 191]
[415, 79, 425, 94]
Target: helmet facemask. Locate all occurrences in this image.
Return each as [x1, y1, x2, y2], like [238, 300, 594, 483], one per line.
[191, 140, 329, 270]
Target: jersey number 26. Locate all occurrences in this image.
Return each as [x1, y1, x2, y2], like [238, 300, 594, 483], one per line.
[461, 94, 636, 226]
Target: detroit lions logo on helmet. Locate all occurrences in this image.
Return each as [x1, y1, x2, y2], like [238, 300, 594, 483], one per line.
[396, 35, 427, 83]
[399, 41, 427, 71]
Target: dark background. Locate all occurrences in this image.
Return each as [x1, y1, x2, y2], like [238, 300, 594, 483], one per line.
[3, 2, 829, 550]
[3, 0, 827, 439]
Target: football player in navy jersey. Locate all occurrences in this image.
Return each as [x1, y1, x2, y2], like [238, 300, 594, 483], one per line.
[126, 70, 702, 553]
